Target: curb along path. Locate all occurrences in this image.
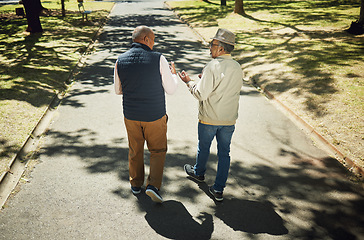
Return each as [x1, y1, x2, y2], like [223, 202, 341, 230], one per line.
[1, 1, 363, 240]
[164, 1, 364, 179]
[0, 6, 113, 209]
[258, 86, 364, 177]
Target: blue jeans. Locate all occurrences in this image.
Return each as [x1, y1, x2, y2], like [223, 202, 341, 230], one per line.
[194, 122, 235, 192]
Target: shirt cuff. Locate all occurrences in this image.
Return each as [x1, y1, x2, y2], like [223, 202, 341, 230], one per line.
[186, 81, 195, 89]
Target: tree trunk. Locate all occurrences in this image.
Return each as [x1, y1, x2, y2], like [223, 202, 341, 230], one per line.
[221, 0, 226, 6]
[23, 0, 44, 33]
[234, 0, 245, 15]
[61, 0, 66, 17]
[359, 0, 364, 24]
[346, 0, 364, 35]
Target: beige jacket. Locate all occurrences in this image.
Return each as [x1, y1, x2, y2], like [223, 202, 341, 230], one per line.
[187, 55, 243, 125]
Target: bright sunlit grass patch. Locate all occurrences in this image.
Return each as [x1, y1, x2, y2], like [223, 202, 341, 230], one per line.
[167, 0, 364, 169]
[0, 0, 114, 176]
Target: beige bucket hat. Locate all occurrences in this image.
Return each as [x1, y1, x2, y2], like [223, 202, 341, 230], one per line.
[211, 28, 235, 45]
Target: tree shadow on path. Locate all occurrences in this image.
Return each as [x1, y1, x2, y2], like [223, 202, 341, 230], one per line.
[36, 2, 364, 239]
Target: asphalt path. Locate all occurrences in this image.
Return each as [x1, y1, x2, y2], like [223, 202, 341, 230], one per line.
[1, 0, 364, 239]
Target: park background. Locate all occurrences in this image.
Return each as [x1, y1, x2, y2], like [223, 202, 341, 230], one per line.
[0, 0, 363, 180]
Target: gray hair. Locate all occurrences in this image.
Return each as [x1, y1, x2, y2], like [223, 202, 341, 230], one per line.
[132, 26, 153, 42]
[218, 41, 234, 53]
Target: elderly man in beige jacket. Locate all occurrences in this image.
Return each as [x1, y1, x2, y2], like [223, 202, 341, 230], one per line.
[178, 28, 243, 202]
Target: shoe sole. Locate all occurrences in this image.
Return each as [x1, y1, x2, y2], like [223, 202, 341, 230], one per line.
[184, 165, 204, 182]
[209, 188, 223, 202]
[131, 189, 141, 194]
[146, 189, 163, 203]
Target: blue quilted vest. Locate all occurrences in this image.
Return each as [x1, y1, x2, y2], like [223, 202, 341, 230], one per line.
[116, 43, 165, 122]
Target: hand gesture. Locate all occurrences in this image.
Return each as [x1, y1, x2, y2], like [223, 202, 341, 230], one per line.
[178, 70, 191, 83]
[169, 61, 177, 74]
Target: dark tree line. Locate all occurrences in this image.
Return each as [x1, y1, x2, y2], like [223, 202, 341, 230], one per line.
[22, 0, 363, 35]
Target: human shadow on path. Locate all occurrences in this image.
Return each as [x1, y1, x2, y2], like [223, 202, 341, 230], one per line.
[192, 180, 288, 235]
[40, 128, 363, 239]
[37, 2, 364, 239]
[136, 194, 213, 240]
[214, 198, 288, 235]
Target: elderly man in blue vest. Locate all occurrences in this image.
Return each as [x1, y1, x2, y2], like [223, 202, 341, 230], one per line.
[178, 29, 243, 202]
[114, 26, 178, 203]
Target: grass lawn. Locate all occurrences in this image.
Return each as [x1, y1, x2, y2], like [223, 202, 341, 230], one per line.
[167, 0, 364, 172]
[0, 1, 114, 177]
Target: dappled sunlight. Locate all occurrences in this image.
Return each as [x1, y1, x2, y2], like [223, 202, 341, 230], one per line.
[229, 156, 363, 238]
[37, 121, 363, 238]
[1, 1, 363, 238]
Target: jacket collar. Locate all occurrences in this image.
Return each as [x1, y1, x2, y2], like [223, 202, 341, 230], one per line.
[216, 54, 232, 60]
[131, 42, 152, 51]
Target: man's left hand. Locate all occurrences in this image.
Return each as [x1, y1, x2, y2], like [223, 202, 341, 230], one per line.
[169, 62, 177, 74]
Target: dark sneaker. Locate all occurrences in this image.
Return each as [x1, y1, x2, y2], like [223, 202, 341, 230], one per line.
[184, 164, 205, 182]
[146, 185, 163, 203]
[209, 186, 223, 202]
[131, 186, 141, 195]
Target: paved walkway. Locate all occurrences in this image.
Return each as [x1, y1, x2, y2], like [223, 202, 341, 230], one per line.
[1, 1, 364, 239]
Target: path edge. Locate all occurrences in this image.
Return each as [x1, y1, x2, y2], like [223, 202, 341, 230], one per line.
[0, 3, 117, 209]
[163, 1, 363, 180]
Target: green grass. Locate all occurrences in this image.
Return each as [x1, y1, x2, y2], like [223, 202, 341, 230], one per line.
[168, 0, 364, 169]
[0, 1, 114, 176]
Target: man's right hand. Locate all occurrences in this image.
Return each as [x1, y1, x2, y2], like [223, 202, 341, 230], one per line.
[178, 70, 191, 83]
